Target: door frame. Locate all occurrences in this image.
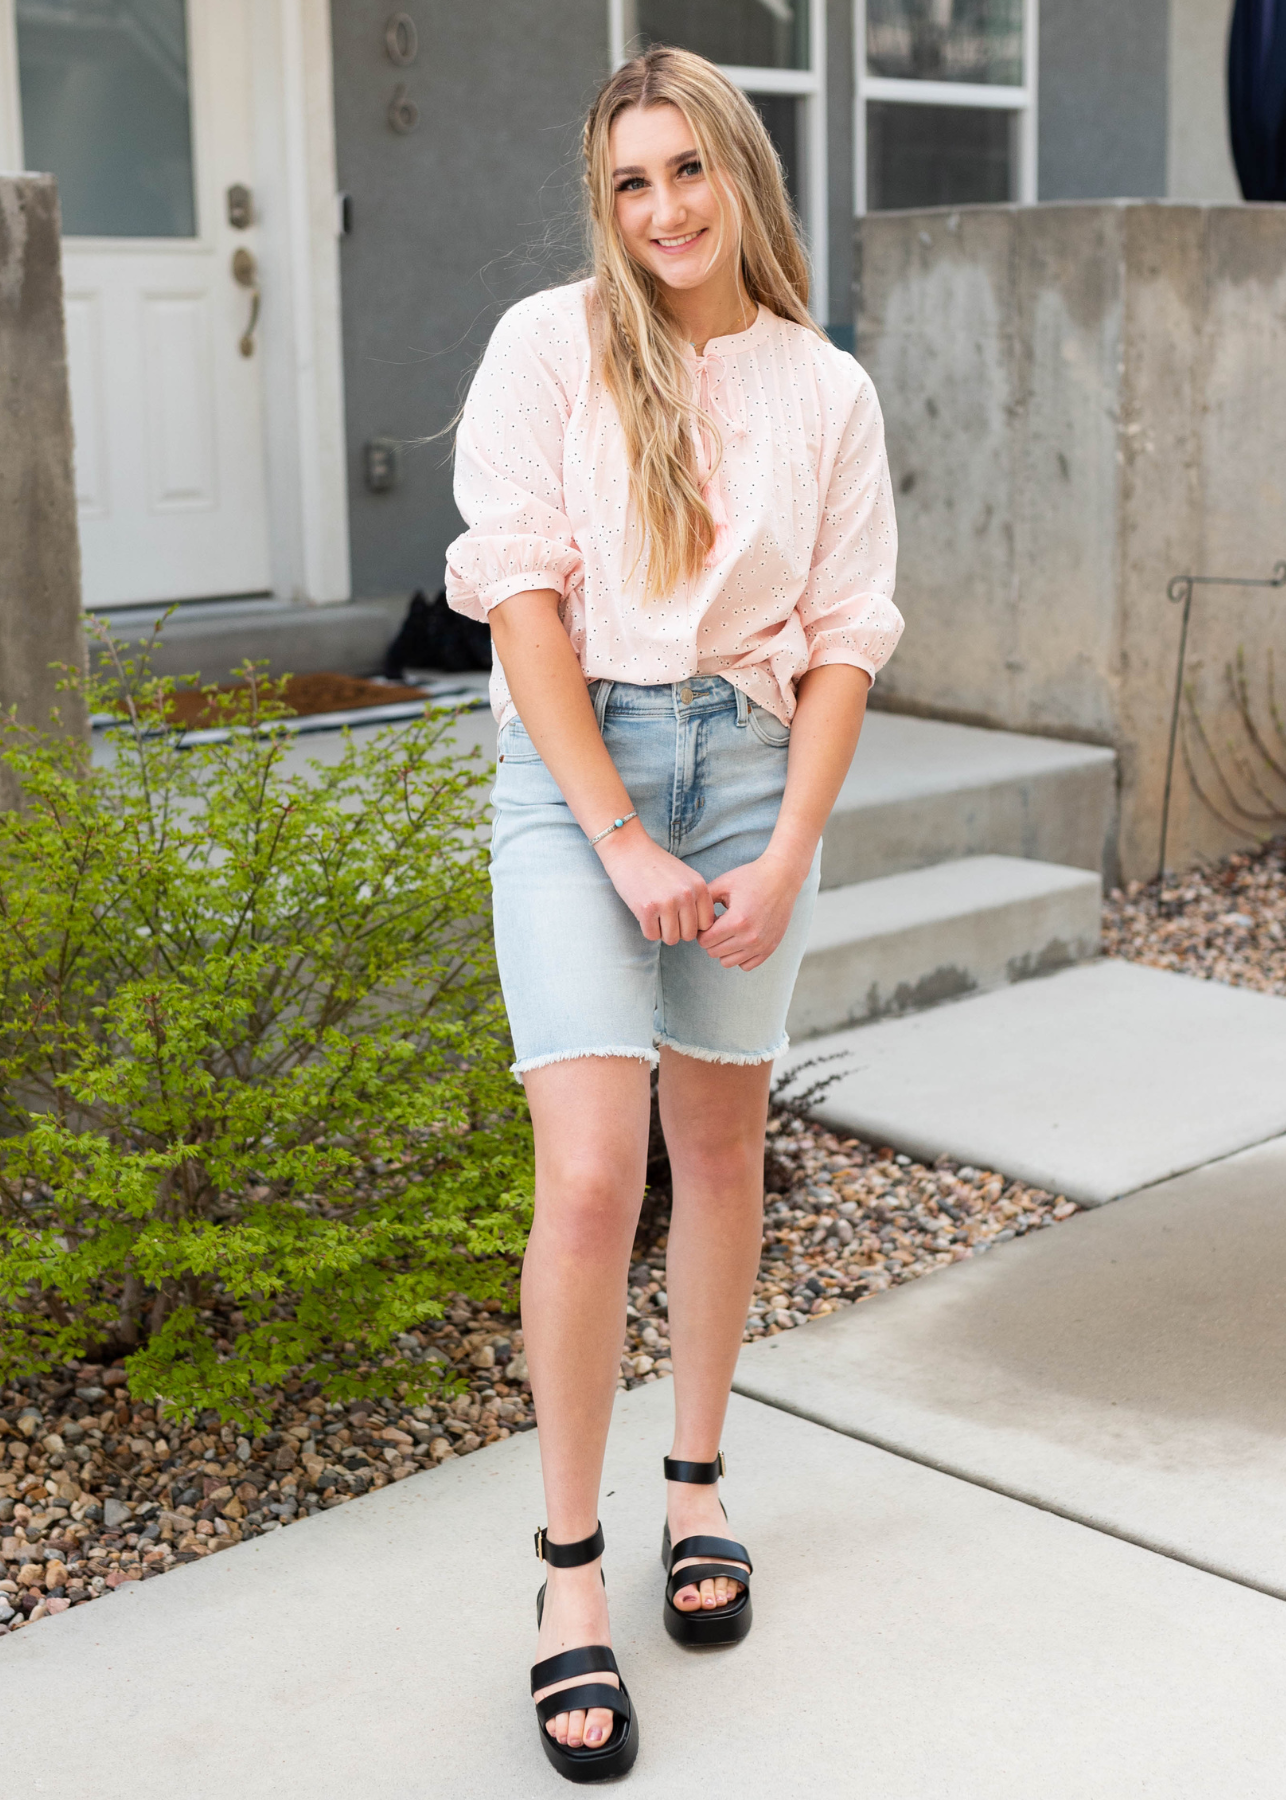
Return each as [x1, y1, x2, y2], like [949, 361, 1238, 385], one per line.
[0, 0, 350, 608]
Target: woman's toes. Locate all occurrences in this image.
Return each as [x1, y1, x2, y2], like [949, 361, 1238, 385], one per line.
[567, 1708, 586, 1748]
[714, 1577, 729, 1607]
[585, 1707, 611, 1746]
[700, 1577, 717, 1608]
[675, 1583, 699, 1610]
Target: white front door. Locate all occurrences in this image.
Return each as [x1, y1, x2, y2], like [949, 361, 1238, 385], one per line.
[13, 0, 271, 608]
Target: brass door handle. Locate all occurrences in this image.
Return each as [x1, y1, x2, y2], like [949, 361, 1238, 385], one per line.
[232, 247, 260, 357]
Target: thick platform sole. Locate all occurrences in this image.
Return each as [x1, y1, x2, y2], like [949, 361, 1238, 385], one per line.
[660, 1524, 753, 1647]
[537, 1700, 639, 1784]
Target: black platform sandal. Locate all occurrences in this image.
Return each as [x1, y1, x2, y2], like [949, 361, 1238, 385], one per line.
[661, 1453, 754, 1647]
[531, 1521, 640, 1783]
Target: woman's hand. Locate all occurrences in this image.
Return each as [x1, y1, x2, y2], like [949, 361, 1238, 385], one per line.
[597, 824, 715, 944]
[697, 850, 809, 971]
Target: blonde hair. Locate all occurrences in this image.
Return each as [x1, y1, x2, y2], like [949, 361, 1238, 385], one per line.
[582, 46, 823, 598]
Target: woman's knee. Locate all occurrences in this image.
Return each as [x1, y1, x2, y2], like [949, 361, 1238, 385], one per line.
[668, 1130, 764, 1199]
[532, 1153, 641, 1254]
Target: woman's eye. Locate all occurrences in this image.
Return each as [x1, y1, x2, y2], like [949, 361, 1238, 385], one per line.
[615, 177, 646, 193]
[679, 160, 703, 178]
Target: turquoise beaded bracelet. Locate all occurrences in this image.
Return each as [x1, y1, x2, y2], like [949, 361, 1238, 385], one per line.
[587, 810, 639, 848]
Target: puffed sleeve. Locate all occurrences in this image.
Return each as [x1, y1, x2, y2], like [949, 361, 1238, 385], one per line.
[796, 366, 903, 681]
[445, 296, 585, 621]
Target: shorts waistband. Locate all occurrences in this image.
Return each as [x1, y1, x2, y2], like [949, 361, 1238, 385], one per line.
[589, 676, 745, 722]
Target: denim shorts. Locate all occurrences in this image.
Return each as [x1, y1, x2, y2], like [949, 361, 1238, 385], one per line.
[489, 675, 821, 1077]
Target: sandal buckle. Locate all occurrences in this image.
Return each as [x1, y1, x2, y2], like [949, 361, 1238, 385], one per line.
[534, 1525, 546, 1561]
[718, 1450, 727, 1478]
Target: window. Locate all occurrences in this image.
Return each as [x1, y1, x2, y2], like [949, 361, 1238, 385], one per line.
[609, 0, 830, 324]
[856, 0, 1037, 213]
[15, 0, 196, 238]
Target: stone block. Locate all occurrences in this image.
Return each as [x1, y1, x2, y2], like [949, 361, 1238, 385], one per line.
[0, 176, 86, 801]
[857, 201, 1286, 881]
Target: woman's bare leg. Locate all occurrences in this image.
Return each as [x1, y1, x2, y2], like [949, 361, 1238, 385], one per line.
[522, 1054, 652, 1749]
[657, 1047, 770, 1610]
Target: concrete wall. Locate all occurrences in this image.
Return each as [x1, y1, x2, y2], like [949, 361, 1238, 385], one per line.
[330, 0, 609, 604]
[855, 202, 1286, 883]
[1167, 0, 1240, 202]
[0, 175, 86, 800]
[1039, 0, 1170, 201]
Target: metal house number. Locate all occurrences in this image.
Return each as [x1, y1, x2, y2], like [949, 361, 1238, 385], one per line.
[385, 13, 419, 132]
[385, 13, 417, 66]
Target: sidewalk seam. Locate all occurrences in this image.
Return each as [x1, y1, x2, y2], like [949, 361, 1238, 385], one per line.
[731, 1383, 1286, 1607]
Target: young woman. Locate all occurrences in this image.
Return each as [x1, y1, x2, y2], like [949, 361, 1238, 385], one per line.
[446, 45, 902, 1782]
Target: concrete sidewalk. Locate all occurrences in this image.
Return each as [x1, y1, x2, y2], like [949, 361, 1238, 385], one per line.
[3, 1375, 1286, 1798]
[735, 1135, 1286, 1597]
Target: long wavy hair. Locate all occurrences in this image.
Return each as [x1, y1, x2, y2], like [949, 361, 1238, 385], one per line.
[583, 46, 823, 598]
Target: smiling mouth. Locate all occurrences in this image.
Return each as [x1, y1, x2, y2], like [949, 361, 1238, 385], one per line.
[653, 229, 705, 251]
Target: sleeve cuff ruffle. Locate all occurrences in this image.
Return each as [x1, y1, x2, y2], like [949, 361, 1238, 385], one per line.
[444, 536, 583, 622]
[803, 594, 905, 680]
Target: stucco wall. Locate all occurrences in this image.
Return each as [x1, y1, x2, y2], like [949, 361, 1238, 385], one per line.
[1039, 0, 1170, 201]
[0, 175, 86, 800]
[1167, 0, 1240, 202]
[330, 0, 609, 602]
[824, 0, 854, 335]
[856, 201, 1286, 883]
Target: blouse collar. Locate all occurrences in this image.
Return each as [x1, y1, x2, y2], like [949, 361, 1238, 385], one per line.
[684, 305, 772, 362]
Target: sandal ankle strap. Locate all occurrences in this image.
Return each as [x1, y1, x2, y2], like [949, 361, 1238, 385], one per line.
[663, 1451, 727, 1484]
[534, 1520, 605, 1566]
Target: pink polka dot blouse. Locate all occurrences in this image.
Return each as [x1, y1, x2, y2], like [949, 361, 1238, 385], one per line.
[445, 279, 903, 725]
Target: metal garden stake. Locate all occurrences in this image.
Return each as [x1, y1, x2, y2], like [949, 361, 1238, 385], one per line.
[1158, 559, 1286, 882]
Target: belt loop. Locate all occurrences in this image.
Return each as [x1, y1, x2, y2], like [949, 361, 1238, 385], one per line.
[591, 679, 614, 733]
[734, 683, 749, 729]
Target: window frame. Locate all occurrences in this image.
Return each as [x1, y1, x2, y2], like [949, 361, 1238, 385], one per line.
[608, 0, 830, 321]
[854, 0, 1039, 213]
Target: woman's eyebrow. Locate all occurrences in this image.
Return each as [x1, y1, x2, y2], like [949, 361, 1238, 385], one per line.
[611, 149, 701, 179]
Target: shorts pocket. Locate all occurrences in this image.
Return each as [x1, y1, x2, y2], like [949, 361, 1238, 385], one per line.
[497, 718, 543, 764]
[747, 702, 791, 748]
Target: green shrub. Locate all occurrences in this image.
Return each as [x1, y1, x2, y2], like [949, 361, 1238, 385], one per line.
[0, 643, 530, 1429]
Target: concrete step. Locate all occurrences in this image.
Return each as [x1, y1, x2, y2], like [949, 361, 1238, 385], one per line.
[775, 959, 1286, 1206]
[824, 711, 1116, 887]
[92, 595, 408, 684]
[788, 855, 1102, 1040]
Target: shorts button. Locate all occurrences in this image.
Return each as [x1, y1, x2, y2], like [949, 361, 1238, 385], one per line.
[679, 686, 694, 704]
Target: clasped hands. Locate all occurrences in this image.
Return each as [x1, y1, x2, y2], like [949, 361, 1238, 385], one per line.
[596, 821, 803, 973]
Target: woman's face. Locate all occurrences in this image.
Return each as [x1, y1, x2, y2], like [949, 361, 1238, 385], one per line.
[609, 103, 734, 295]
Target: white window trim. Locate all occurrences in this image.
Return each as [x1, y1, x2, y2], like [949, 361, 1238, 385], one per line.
[854, 0, 1039, 213]
[0, 0, 350, 607]
[608, 0, 830, 323]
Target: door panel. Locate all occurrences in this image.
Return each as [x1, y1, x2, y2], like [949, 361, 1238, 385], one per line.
[17, 0, 271, 606]
[143, 292, 216, 510]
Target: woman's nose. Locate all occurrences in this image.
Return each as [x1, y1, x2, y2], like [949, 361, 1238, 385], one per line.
[651, 187, 686, 228]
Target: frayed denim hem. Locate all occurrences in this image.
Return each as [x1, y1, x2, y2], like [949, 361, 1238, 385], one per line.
[511, 1044, 661, 1081]
[653, 1033, 788, 1067]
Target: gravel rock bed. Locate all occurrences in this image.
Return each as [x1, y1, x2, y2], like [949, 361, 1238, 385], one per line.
[1104, 838, 1286, 995]
[1, 1116, 1074, 1637]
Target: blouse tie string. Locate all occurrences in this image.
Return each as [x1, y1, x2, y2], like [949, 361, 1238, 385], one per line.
[689, 347, 746, 570]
